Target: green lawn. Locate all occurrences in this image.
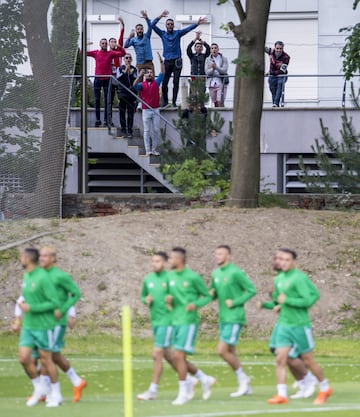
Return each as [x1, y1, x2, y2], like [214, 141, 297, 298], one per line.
[1, 334, 360, 417]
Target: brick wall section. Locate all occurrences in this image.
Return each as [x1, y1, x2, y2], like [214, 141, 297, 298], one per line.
[62, 194, 360, 218]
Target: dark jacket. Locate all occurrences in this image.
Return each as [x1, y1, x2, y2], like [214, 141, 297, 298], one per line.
[116, 65, 137, 96]
[268, 49, 290, 76]
[186, 40, 211, 76]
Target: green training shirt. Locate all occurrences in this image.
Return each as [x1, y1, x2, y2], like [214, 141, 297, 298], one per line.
[168, 267, 212, 326]
[211, 262, 257, 324]
[265, 269, 320, 327]
[141, 270, 171, 327]
[47, 266, 81, 326]
[22, 266, 60, 330]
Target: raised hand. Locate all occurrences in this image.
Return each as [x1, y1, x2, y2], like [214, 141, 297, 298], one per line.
[198, 16, 207, 25]
[118, 16, 124, 26]
[140, 10, 148, 19]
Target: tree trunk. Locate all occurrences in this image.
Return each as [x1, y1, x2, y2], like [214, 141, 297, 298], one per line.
[227, 0, 271, 208]
[23, 0, 71, 217]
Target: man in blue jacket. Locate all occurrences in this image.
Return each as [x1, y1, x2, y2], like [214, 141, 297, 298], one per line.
[152, 10, 207, 107]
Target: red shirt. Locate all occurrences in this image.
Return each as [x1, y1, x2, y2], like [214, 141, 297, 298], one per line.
[112, 27, 125, 69]
[87, 48, 125, 79]
[136, 74, 164, 109]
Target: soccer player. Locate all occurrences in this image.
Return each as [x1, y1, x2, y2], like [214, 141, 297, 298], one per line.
[137, 251, 175, 400]
[267, 249, 333, 405]
[167, 247, 215, 405]
[210, 245, 256, 397]
[18, 248, 62, 407]
[260, 251, 318, 399]
[39, 246, 87, 403]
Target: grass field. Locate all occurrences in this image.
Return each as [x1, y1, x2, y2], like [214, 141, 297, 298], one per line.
[1, 334, 360, 417]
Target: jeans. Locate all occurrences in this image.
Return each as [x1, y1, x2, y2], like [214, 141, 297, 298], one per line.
[268, 76, 287, 106]
[94, 78, 110, 122]
[118, 94, 137, 133]
[142, 108, 160, 152]
[162, 59, 182, 106]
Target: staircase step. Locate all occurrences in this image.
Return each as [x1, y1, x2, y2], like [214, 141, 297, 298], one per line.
[127, 138, 144, 147]
[116, 127, 141, 137]
[88, 169, 141, 176]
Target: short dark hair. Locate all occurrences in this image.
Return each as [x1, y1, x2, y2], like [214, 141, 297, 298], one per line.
[211, 43, 219, 48]
[279, 248, 297, 260]
[217, 244, 231, 254]
[24, 247, 39, 263]
[154, 251, 168, 261]
[172, 247, 186, 260]
[135, 23, 143, 29]
[108, 37, 116, 42]
[166, 18, 174, 24]
[274, 41, 284, 48]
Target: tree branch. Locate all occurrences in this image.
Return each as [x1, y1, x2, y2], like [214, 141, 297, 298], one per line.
[234, 0, 246, 23]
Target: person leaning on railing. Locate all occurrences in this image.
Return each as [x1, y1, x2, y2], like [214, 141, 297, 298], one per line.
[265, 41, 290, 108]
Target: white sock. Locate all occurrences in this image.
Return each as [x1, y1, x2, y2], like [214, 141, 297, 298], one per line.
[319, 379, 329, 391]
[51, 382, 61, 397]
[235, 368, 247, 384]
[277, 384, 287, 398]
[179, 380, 187, 397]
[297, 379, 306, 390]
[39, 374, 51, 386]
[194, 369, 208, 384]
[31, 376, 40, 389]
[66, 367, 82, 386]
[149, 383, 158, 393]
[306, 371, 318, 382]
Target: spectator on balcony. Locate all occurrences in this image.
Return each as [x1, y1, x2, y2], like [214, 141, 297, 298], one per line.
[87, 39, 125, 127]
[125, 10, 154, 73]
[265, 41, 290, 108]
[108, 17, 125, 126]
[133, 53, 165, 156]
[117, 54, 138, 139]
[187, 31, 211, 78]
[151, 10, 207, 108]
[205, 43, 229, 107]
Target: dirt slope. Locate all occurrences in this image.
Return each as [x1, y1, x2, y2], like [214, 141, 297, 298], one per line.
[1, 207, 359, 336]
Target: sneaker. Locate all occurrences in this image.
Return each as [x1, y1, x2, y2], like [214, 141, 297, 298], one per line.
[73, 379, 87, 403]
[145, 152, 151, 157]
[119, 131, 127, 138]
[95, 120, 102, 127]
[151, 150, 160, 156]
[26, 387, 45, 407]
[290, 390, 305, 399]
[303, 379, 317, 398]
[110, 122, 115, 127]
[137, 390, 157, 401]
[172, 394, 189, 405]
[46, 395, 62, 408]
[267, 394, 288, 404]
[127, 132, 133, 139]
[187, 376, 199, 400]
[313, 387, 333, 405]
[230, 377, 252, 397]
[202, 376, 216, 401]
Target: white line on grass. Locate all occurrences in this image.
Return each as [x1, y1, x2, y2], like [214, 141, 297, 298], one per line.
[146, 405, 360, 417]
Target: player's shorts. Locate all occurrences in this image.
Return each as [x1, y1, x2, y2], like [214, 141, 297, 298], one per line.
[31, 347, 39, 360]
[52, 325, 67, 353]
[276, 324, 315, 356]
[172, 324, 198, 354]
[153, 325, 172, 349]
[19, 328, 54, 351]
[219, 323, 243, 346]
[269, 323, 299, 358]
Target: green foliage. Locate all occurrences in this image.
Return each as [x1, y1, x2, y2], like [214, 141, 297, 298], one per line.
[258, 192, 288, 208]
[162, 158, 217, 199]
[299, 113, 360, 193]
[51, 0, 79, 74]
[160, 79, 232, 200]
[340, 1, 360, 80]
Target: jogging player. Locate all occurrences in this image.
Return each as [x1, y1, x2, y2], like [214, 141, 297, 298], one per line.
[18, 248, 62, 407]
[210, 245, 256, 397]
[39, 246, 86, 403]
[260, 251, 318, 399]
[267, 249, 333, 405]
[166, 247, 215, 405]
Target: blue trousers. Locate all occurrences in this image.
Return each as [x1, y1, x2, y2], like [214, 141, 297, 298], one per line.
[94, 78, 109, 122]
[268, 76, 287, 106]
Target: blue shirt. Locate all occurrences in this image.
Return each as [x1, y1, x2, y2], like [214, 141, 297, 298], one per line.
[124, 18, 153, 64]
[151, 17, 198, 60]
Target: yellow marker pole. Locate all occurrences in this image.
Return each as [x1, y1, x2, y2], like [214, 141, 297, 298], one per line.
[122, 305, 133, 417]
